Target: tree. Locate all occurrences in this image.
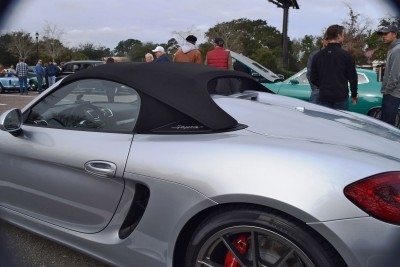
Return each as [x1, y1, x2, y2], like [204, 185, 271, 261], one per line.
[198, 42, 214, 61]
[42, 21, 65, 62]
[205, 19, 247, 52]
[365, 17, 400, 62]
[341, 4, 373, 65]
[127, 40, 150, 62]
[114, 39, 143, 57]
[0, 33, 19, 66]
[294, 35, 320, 69]
[7, 31, 34, 61]
[74, 42, 112, 60]
[165, 38, 179, 56]
[205, 19, 287, 73]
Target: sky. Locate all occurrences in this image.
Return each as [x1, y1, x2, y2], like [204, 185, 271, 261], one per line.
[1, 0, 398, 50]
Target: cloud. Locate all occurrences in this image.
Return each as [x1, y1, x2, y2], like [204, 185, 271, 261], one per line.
[2, 0, 396, 49]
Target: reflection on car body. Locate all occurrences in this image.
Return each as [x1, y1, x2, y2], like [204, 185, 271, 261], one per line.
[56, 60, 105, 82]
[1, 62, 400, 267]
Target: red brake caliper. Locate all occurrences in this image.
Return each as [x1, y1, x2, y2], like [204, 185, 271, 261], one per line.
[224, 235, 249, 267]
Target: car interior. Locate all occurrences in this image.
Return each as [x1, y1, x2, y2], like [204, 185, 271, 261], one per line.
[24, 79, 140, 133]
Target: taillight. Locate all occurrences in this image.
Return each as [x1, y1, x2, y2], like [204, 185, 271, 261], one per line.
[344, 172, 400, 225]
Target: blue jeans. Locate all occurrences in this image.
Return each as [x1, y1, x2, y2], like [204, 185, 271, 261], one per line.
[317, 98, 349, 110]
[18, 77, 28, 94]
[37, 75, 43, 93]
[309, 89, 319, 104]
[48, 75, 56, 87]
[381, 94, 400, 126]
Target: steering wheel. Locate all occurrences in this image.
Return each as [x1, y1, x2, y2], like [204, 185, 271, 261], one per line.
[71, 103, 106, 128]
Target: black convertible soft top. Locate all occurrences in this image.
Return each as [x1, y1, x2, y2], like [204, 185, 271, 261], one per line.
[61, 62, 267, 132]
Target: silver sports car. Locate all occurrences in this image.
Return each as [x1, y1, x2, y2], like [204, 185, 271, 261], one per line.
[0, 62, 399, 267]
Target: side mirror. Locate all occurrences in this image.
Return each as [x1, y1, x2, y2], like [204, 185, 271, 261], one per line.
[0, 109, 23, 136]
[290, 79, 299, 85]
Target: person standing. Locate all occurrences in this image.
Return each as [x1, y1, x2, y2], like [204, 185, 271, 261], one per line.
[152, 46, 171, 62]
[306, 36, 328, 103]
[173, 35, 203, 64]
[7, 65, 16, 77]
[145, 53, 154, 63]
[35, 59, 45, 94]
[46, 60, 58, 87]
[15, 58, 29, 95]
[310, 25, 358, 110]
[43, 62, 49, 86]
[377, 24, 400, 126]
[205, 37, 233, 70]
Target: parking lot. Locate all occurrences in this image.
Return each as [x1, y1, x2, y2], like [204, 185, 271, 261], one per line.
[0, 92, 37, 113]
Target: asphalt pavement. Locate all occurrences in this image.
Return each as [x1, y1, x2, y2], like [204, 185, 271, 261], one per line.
[0, 92, 108, 266]
[0, 92, 37, 113]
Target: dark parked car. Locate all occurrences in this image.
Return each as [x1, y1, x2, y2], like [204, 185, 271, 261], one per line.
[1, 63, 399, 267]
[56, 60, 105, 81]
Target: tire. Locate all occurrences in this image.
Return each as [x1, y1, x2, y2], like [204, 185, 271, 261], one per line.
[369, 108, 381, 119]
[28, 79, 38, 91]
[0, 84, 4, 94]
[369, 108, 400, 129]
[185, 206, 346, 267]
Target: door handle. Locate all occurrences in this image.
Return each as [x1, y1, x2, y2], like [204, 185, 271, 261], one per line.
[84, 161, 117, 178]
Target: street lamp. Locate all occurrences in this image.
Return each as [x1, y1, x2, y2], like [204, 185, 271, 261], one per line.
[35, 32, 39, 60]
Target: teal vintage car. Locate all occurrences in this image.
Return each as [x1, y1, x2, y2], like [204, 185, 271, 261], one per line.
[230, 52, 397, 127]
[265, 68, 383, 118]
[28, 76, 47, 91]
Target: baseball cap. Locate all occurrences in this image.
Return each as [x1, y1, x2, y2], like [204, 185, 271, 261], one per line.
[377, 24, 398, 35]
[214, 37, 224, 45]
[152, 46, 165, 53]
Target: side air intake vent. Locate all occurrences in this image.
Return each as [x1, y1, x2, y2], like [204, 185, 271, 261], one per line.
[119, 183, 150, 239]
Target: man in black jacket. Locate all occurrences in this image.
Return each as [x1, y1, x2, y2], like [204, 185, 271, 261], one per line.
[310, 24, 358, 110]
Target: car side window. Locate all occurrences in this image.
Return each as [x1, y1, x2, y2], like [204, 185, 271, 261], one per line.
[63, 64, 74, 72]
[295, 72, 309, 84]
[25, 79, 140, 133]
[357, 73, 369, 84]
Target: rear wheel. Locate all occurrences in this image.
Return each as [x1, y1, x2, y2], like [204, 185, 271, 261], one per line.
[368, 108, 400, 128]
[368, 108, 381, 119]
[185, 206, 346, 267]
[28, 80, 35, 91]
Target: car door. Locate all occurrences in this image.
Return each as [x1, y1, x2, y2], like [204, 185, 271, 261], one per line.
[0, 79, 140, 233]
